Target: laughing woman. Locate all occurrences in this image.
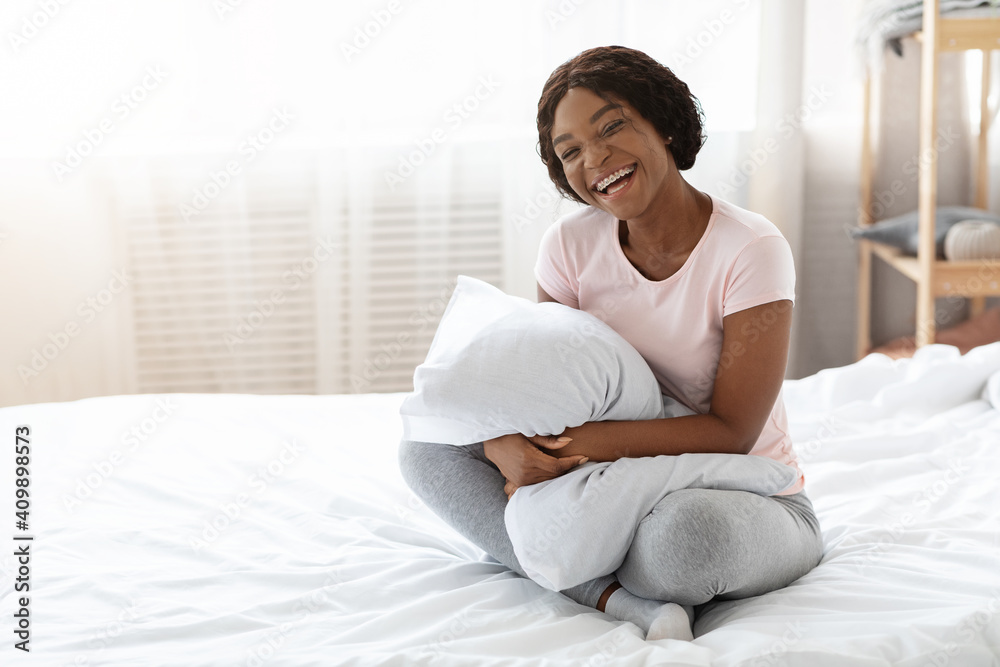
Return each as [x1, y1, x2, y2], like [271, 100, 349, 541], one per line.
[398, 45, 823, 641]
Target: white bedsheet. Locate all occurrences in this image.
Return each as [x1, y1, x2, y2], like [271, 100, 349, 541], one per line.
[1, 343, 999, 665]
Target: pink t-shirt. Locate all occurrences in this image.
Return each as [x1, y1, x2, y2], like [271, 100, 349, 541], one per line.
[534, 195, 805, 495]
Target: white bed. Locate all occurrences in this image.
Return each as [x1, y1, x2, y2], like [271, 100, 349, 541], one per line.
[1, 344, 999, 666]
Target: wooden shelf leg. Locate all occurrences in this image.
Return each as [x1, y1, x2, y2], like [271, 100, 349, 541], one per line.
[857, 71, 874, 359]
[915, 0, 941, 348]
[977, 49, 991, 210]
[970, 295, 987, 318]
[857, 241, 873, 359]
[970, 52, 992, 323]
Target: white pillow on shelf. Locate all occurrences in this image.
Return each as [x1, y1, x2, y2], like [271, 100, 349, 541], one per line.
[943, 220, 1000, 261]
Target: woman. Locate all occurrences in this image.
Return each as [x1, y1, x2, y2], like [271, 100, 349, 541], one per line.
[398, 45, 823, 642]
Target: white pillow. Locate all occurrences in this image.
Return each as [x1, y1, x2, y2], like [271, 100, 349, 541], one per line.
[506, 454, 799, 591]
[399, 275, 668, 445]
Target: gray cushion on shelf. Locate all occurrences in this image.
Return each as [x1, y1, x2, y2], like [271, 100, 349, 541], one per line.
[849, 206, 1000, 258]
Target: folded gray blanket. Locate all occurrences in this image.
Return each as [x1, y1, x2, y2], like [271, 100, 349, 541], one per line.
[856, 0, 1000, 64]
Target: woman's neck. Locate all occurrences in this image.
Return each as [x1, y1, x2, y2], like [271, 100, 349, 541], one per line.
[620, 180, 712, 260]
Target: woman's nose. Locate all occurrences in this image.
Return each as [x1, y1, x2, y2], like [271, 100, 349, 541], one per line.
[582, 139, 611, 169]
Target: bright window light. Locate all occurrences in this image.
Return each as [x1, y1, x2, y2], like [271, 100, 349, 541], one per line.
[0, 0, 761, 157]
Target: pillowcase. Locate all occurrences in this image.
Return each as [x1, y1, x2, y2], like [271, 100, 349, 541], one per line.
[398, 275, 668, 446]
[505, 453, 800, 591]
[848, 206, 1000, 258]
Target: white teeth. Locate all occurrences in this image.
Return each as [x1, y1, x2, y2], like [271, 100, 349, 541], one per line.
[596, 165, 635, 192]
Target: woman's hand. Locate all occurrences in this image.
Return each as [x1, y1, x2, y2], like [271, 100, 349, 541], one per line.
[483, 433, 588, 498]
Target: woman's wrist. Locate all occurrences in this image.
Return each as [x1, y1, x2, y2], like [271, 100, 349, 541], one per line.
[482, 437, 499, 463]
[548, 425, 589, 459]
[482, 434, 515, 465]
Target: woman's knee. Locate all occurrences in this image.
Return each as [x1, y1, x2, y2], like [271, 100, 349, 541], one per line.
[648, 488, 746, 557]
[397, 439, 487, 495]
[398, 440, 448, 493]
[616, 489, 747, 604]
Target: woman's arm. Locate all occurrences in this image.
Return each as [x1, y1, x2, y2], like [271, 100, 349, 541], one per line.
[555, 299, 793, 461]
[537, 284, 559, 303]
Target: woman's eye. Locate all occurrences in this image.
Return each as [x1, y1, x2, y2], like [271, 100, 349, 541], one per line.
[603, 120, 624, 135]
[559, 122, 623, 160]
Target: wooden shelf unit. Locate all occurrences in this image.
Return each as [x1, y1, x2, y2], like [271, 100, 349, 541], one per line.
[857, 0, 1000, 359]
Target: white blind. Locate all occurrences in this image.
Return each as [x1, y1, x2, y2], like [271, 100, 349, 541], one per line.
[351, 195, 503, 393]
[119, 157, 503, 395]
[125, 205, 324, 394]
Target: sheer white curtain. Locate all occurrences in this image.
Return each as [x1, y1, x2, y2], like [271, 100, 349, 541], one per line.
[1, 0, 791, 405]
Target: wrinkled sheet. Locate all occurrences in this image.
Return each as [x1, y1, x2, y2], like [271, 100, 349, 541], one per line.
[1, 343, 999, 665]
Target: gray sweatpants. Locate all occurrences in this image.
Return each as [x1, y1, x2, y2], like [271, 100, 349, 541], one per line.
[398, 439, 823, 609]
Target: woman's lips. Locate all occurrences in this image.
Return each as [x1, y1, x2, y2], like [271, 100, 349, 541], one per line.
[595, 168, 636, 201]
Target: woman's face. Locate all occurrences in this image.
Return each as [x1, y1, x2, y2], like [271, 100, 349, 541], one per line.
[551, 86, 675, 220]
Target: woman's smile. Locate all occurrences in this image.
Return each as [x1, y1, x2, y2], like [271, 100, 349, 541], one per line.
[593, 163, 637, 200]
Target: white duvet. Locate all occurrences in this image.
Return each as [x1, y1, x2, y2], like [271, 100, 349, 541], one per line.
[1, 344, 999, 665]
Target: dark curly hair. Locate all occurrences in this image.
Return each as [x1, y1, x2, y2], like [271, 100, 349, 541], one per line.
[536, 45, 707, 204]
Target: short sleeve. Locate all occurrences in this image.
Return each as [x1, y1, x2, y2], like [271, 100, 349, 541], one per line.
[723, 235, 796, 317]
[534, 221, 580, 308]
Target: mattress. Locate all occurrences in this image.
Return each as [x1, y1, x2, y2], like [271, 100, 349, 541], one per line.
[1, 343, 999, 666]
